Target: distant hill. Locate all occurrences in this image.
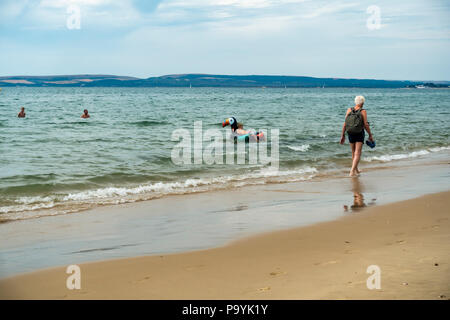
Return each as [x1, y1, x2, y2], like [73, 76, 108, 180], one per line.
[0, 74, 138, 86]
[0, 74, 448, 88]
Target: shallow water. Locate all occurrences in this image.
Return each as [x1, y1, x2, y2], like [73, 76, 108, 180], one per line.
[0, 87, 449, 220]
[0, 155, 448, 277]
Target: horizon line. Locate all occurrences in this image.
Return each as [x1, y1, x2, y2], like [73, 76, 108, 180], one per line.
[0, 73, 449, 82]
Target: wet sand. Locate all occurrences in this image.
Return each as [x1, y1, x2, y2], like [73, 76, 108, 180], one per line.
[1, 191, 449, 299]
[0, 157, 449, 278]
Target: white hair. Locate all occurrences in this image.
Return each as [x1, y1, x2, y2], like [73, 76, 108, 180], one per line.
[354, 95, 365, 106]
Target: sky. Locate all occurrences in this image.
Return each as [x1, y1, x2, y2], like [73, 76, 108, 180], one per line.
[0, 0, 449, 80]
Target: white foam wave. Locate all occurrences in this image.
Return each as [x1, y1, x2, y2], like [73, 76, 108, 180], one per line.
[429, 146, 450, 152]
[0, 201, 55, 214]
[288, 144, 310, 152]
[0, 166, 318, 217]
[16, 196, 53, 204]
[364, 146, 449, 162]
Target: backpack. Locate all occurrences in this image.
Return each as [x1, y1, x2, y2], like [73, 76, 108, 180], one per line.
[345, 108, 364, 134]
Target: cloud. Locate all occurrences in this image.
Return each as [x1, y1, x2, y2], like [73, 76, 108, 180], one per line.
[0, 0, 32, 21]
[0, 0, 145, 30]
[301, 2, 359, 19]
[0, 0, 448, 80]
[131, 0, 164, 13]
[39, 0, 113, 8]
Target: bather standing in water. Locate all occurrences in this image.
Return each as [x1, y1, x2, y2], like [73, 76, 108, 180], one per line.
[18, 107, 26, 118]
[81, 109, 90, 119]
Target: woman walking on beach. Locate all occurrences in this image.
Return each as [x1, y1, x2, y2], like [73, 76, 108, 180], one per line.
[340, 96, 374, 176]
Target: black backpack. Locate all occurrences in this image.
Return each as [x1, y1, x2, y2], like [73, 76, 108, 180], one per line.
[345, 108, 364, 134]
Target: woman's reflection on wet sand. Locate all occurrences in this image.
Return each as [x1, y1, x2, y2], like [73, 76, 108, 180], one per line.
[343, 177, 376, 212]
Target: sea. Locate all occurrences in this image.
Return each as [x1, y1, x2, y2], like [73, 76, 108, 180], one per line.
[1, 87, 449, 222]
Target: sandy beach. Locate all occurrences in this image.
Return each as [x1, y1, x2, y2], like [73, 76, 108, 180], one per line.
[1, 190, 448, 300]
[2, 0, 449, 306]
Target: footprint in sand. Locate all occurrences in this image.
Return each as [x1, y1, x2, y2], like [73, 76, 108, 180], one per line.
[184, 264, 205, 271]
[258, 286, 271, 292]
[314, 260, 340, 266]
[269, 271, 287, 276]
[132, 276, 151, 285]
[421, 224, 441, 231]
[387, 240, 406, 246]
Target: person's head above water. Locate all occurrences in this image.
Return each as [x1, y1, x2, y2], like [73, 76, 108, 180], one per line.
[354, 95, 365, 107]
[81, 109, 90, 119]
[18, 107, 26, 117]
[222, 117, 238, 130]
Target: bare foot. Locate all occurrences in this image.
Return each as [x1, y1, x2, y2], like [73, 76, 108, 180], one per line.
[349, 170, 359, 177]
[356, 168, 362, 174]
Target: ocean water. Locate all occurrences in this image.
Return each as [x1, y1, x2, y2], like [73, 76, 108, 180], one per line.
[0, 87, 449, 221]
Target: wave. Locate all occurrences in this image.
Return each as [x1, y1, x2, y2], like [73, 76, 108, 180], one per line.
[288, 144, 310, 152]
[0, 166, 318, 219]
[364, 146, 450, 162]
[130, 120, 169, 127]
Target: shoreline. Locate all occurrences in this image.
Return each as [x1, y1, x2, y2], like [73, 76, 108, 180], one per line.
[1, 191, 449, 299]
[1, 147, 449, 224]
[0, 154, 449, 279]
[1, 140, 448, 224]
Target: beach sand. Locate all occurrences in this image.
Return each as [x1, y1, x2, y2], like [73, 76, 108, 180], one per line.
[1, 191, 448, 300]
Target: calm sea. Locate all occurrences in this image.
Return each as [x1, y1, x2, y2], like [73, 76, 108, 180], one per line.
[0, 87, 449, 221]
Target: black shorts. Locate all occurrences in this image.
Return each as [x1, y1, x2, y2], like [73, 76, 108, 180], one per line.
[348, 130, 365, 143]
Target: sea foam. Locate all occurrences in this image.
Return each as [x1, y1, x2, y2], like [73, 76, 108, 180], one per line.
[0, 167, 318, 217]
[364, 146, 449, 162]
[288, 144, 310, 152]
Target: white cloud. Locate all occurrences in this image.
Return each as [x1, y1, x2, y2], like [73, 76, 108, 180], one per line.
[301, 2, 359, 19]
[0, 0, 30, 20]
[160, 0, 308, 8]
[39, 0, 113, 8]
[1, 0, 143, 29]
[0, 0, 449, 80]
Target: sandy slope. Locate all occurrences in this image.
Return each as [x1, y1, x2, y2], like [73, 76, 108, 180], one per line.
[1, 191, 449, 300]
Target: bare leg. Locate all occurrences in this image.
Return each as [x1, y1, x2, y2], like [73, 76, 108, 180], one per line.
[350, 144, 361, 173]
[355, 141, 363, 173]
[350, 143, 357, 175]
[350, 143, 356, 161]
[350, 142, 363, 176]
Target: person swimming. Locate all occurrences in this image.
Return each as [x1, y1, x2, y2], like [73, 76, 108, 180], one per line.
[222, 117, 251, 135]
[81, 109, 90, 119]
[237, 122, 246, 134]
[18, 107, 26, 118]
[222, 117, 265, 142]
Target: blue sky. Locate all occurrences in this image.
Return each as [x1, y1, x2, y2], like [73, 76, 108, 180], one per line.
[0, 0, 449, 80]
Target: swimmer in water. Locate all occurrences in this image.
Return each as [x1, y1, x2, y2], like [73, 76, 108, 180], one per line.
[222, 117, 265, 142]
[18, 107, 26, 118]
[222, 117, 249, 135]
[81, 109, 90, 119]
[236, 122, 249, 135]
